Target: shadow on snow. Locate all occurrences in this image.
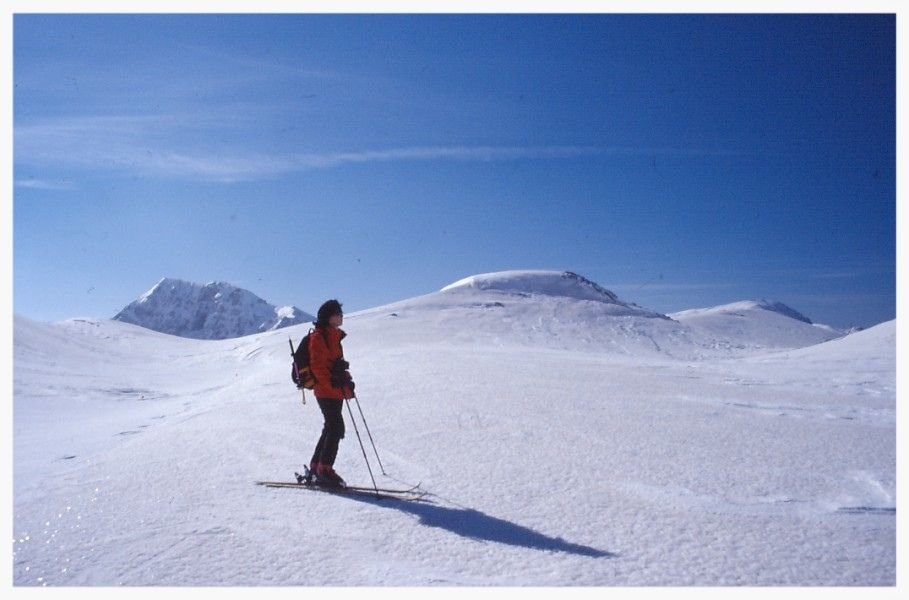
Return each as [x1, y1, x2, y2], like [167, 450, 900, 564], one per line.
[342, 493, 617, 559]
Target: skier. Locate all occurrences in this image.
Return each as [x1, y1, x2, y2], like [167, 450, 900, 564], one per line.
[307, 299, 355, 487]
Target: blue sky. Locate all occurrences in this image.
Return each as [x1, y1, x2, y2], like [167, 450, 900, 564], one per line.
[12, 13, 895, 329]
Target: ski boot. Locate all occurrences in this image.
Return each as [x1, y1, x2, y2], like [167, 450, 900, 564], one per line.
[315, 464, 346, 488]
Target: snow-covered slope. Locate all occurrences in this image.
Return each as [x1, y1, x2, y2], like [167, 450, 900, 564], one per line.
[757, 317, 894, 363]
[12, 272, 894, 586]
[355, 271, 841, 359]
[668, 298, 842, 353]
[113, 278, 314, 339]
[672, 299, 814, 324]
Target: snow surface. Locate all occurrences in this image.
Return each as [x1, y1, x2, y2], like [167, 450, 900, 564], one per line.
[12, 271, 895, 586]
[113, 277, 314, 340]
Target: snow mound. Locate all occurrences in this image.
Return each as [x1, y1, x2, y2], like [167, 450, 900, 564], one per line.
[671, 299, 813, 324]
[433, 270, 668, 319]
[114, 277, 314, 340]
[441, 270, 623, 304]
[668, 299, 841, 351]
[357, 270, 665, 320]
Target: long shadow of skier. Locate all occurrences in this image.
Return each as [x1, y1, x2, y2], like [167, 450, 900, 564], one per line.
[342, 493, 616, 558]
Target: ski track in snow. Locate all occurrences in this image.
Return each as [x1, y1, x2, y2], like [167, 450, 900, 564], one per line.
[12, 279, 896, 586]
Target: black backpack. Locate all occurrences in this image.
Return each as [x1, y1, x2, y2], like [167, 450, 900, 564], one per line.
[289, 329, 328, 390]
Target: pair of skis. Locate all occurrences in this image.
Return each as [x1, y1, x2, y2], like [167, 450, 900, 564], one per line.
[257, 468, 429, 503]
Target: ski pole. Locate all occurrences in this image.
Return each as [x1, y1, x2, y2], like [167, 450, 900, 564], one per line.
[351, 393, 386, 475]
[344, 398, 379, 496]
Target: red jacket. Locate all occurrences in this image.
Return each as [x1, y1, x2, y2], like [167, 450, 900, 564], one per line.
[309, 325, 351, 400]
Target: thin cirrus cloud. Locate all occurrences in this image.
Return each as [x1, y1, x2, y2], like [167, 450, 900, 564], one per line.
[13, 118, 602, 182]
[13, 178, 75, 190]
[14, 114, 730, 183]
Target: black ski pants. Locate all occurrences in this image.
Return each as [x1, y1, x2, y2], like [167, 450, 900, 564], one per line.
[310, 397, 345, 468]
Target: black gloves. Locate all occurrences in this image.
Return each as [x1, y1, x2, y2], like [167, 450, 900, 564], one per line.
[330, 358, 353, 391]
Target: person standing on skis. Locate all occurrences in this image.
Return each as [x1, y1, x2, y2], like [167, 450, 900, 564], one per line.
[307, 299, 355, 487]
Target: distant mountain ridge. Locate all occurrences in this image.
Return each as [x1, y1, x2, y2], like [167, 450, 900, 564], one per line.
[111, 270, 840, 352]
[113, 278, 313, 340]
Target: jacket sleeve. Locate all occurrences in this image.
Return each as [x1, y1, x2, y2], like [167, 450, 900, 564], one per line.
[308, 332, 334, 388]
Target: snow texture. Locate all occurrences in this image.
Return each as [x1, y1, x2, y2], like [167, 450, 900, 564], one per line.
[13, 270, 895, 586]
[113, 277, 314, 340]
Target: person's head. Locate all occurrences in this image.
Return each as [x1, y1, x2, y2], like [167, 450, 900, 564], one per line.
[316, 299, 343, 328]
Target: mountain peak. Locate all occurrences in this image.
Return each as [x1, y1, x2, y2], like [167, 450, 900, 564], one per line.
[440, 270, 622, 304]
[748, 299, 813, 324]
[115, 278, 314, 339]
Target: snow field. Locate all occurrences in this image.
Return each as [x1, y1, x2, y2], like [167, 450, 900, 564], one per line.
[12, 289, 895, 585]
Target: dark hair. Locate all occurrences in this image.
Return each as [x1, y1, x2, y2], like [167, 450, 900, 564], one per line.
[316, 299, 343, 327]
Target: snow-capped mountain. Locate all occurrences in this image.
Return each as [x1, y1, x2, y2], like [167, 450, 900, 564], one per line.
[442, 270, 630, 305]
[354, 270, 841, 358]
[112, 277, 314, 339]
[361, 269, 666, 319]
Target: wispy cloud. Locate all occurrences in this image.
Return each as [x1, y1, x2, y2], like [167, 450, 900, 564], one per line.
[14, 113, 733, 183]
[174, 42, 341, 82]
[14, 178, 75, 190]
[290, 145, 602, 169]
[13, 116, 609, 183]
